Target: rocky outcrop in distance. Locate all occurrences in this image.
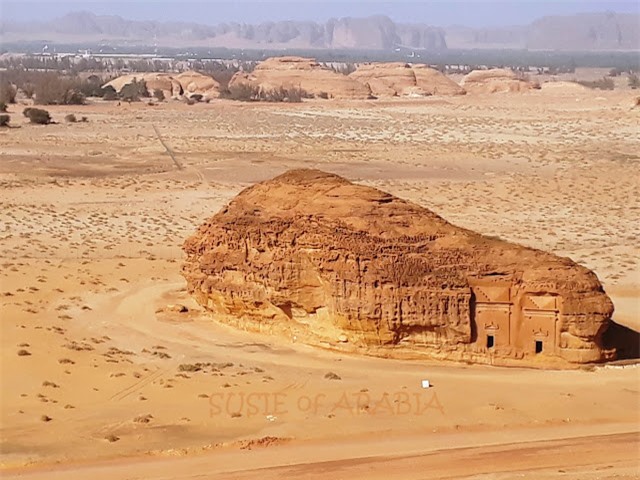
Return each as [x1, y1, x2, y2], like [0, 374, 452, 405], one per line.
[2, 11, 637, 51]
[349, 62, 466, 97]
[228, 57, 371, 99]
[183, 169, 616, 367]
[103, 70, 220, 100]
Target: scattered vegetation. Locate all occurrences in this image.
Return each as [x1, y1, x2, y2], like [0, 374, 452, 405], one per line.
[65, 113, 77, 123]
[575, 76, 615, 90]
[324, 372, 341, 380]
[102, 85, 118, 100]
[120, 78, 149, 102]
[0, 101, 7, 112]
[629, 73, 640, 89]
[0, 114, 9, 127]
[0, 80, 17, 104]
[17, 349, 31, 356]
[220, 83, 309, 102]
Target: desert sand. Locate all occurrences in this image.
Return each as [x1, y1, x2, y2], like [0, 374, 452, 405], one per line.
[1, 87, 638, 479]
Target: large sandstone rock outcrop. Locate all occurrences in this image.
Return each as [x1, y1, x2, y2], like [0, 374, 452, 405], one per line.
[183, 169, 614, 366]
[175, 71, 220, 100]
[350, 62, 465, 97]
[462, 68, 536, 94]
[228, 56, 371, 99]
[103, 73, 183, 99]
[103, 71, 220, 100]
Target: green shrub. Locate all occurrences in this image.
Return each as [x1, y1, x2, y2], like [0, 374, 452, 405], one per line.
[0, 101, 6, 112]
[0, 114, 10, 127]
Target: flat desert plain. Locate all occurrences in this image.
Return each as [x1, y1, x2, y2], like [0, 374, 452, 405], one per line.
[1, 89, 639, 479]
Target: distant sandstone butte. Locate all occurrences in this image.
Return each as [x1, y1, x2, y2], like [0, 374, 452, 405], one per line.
[183, 169, 614, 366]
[228, 56, 371, 99]
[349, 62, 466, 97]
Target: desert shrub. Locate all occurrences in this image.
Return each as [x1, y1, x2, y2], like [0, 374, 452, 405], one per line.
[102, 85, 118, 100]
[318, 91, 329, 99]
[21, 82, 35, 99]
[0, 101, 6, 112]
[65, 113, 77, 123]
[120, 78, 148, 102]
[138, 80, 150, 97]
[0, 114, 9, 127]
[223, 84, 308, 103]
[629, 73, 640, 89]
[0, 80, 17, 104]
[120, 83, 140, 102]
[33, 73, 85, 105]
[260, 86, 287, 102]
[77, 75, 104, 97]
[81, 116, 88, 122]
[184, 97, 195, 105]
[576, 76, 615, 90]
[25, 107, 51, 124]
[153, 88, 165, 101]
[221, 83, 260, 101]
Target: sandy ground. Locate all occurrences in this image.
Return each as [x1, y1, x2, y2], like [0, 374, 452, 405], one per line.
[1, 89, 639, 478]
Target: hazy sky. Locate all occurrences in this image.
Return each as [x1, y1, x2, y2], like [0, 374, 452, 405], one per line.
[1, 1, 638, 27]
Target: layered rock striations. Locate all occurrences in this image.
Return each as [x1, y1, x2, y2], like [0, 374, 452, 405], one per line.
[183, 169, 614, 366]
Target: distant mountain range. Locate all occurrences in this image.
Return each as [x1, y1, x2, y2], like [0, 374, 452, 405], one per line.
[1, 11, 638, 51]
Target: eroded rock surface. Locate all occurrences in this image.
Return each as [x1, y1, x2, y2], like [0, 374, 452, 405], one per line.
[183, 169, 614, 366]
[350, 63, 466, 97]
[462, 68, 536, 94]
[103, 71, 220, 100]
[228, 56, 371, 99]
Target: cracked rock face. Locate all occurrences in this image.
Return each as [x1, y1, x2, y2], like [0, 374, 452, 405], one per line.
[183, 169, 614, 366]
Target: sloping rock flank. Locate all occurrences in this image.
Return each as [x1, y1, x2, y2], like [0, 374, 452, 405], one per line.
[462, 68, 536, 94]
[228, 56, 371, 99]
[183, 169, 614, 366]
[350, 62, 465, 97]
